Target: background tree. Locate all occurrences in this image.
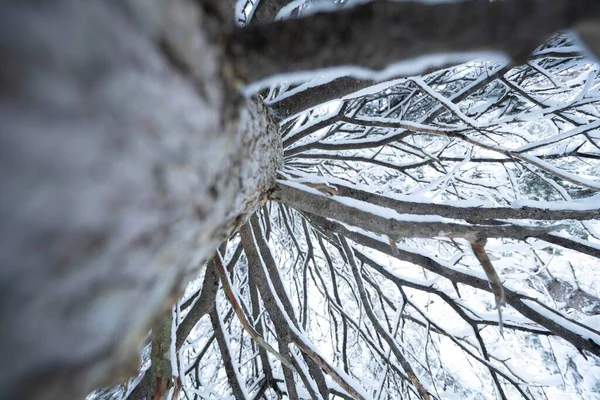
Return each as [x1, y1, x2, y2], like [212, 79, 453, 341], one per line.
[1, 0, 600, 399]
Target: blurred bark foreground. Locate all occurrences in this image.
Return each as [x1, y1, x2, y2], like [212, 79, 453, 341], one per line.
[0, 1, 280, 399]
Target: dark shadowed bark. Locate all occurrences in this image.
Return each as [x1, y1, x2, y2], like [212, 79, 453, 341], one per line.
[270, 76, 373, 119]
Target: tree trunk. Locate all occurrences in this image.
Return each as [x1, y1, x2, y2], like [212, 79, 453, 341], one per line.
[0, 1, 280, 399]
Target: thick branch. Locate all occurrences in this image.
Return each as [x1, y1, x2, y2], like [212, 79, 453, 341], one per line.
[271, 77, 374, 119]
[176, 262, 220, 349]
[535, 233, 600, 260]
[272, 182, 564, 240]
[315, 181, 600, 222]
[226, 0, 600, 83]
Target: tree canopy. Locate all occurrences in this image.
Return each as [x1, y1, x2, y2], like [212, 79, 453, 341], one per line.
[1, 0, 600, 400]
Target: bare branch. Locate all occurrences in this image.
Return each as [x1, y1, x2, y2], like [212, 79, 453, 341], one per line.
[340, 237, 431, 400]
[306, 213, 600, 357]
[312, 180, 600, 221]
[213, 253, 295, 370]
[272, 181, 565, 240]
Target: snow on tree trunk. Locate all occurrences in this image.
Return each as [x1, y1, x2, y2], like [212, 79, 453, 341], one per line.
[0, 1, 281, 399]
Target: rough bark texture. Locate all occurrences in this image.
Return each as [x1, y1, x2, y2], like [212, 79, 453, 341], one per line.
[148, 312, 174, 400]
[251, 0, 294, 25]
[0, 1, 280, 399]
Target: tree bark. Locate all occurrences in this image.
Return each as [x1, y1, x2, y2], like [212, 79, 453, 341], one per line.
[303, 180, 600, 222]
[251, 0, 295, 25]
[227, 0, 600, 83]
[148, 312, 174, 400]
[272, 182, 565, 240]
[0, 1, 281, 399]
